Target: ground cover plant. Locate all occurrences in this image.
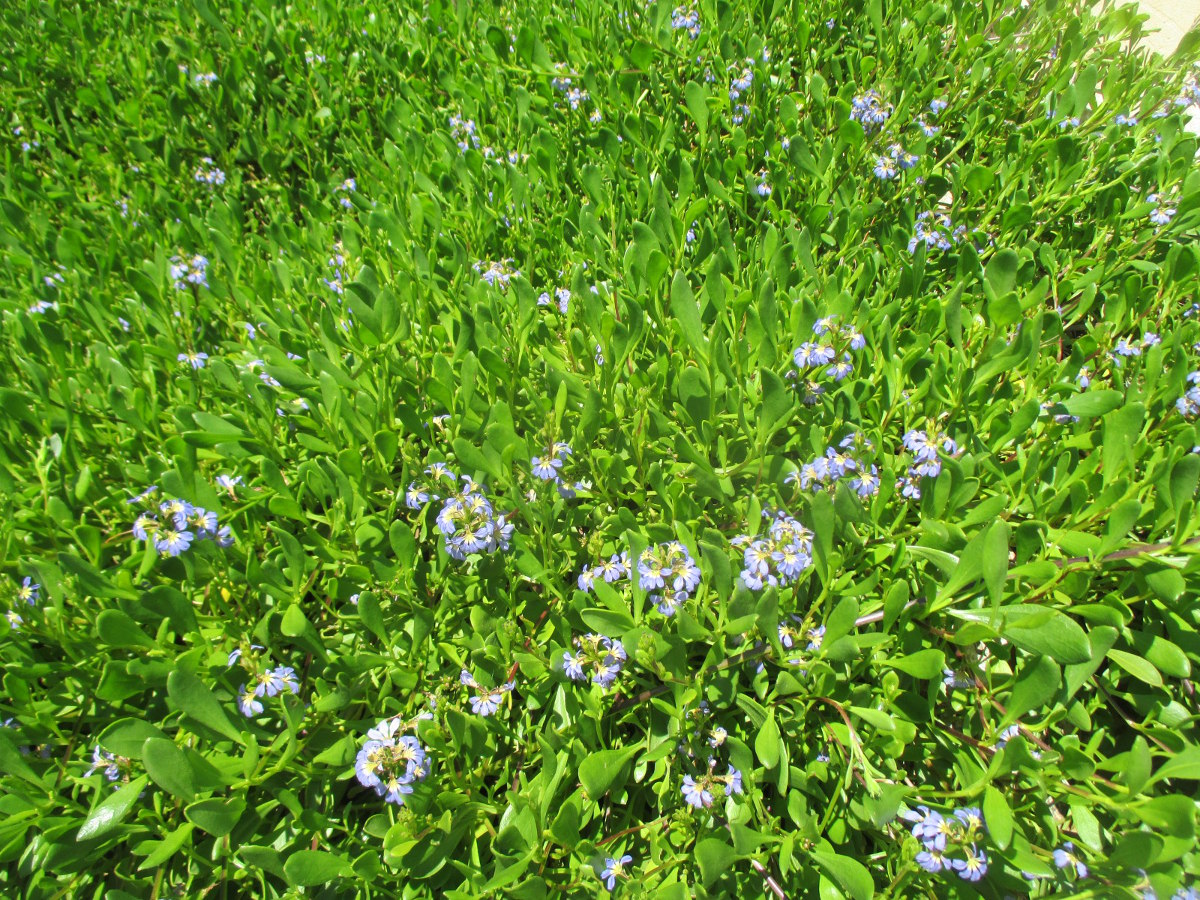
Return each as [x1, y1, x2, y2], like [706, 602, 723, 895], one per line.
[2, 0, 1200, 896]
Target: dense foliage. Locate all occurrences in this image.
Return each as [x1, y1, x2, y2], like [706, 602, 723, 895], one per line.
[2, 0, 1200, 896]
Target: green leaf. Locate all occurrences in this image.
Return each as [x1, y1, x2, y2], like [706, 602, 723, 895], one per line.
[96, 609, 157, 649]
[982, 786, 1013, 850]
[98, 719, 171, 759]
[883, 649, 945, 679]
[1056, 389, 1123, 418]
[137, 823, 195, 870]
[185, 797, 246, 836]
[754, 710, 781, 768]
[683, 81, 708, 146]
[168, 670, 243, 744]
[1001, 608, 1091, 664]
[669, 271, 707, 360]
[1005, 655, 1061, 723]
[811, 850, 875, 900]
[984, 248, 1019, 298]
[981, 520, 1009, 605]
[0, 730, 42, 785]
[142, 738, 195, 801]
[77, 776, 148, 841]
[1106, 649, 1163, 688]
[695, 837, 736, 887]
[283, 849, 355, 886]
[579, 746, 639, 799]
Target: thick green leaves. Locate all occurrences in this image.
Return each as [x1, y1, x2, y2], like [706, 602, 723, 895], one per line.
[167, 670, 243, 744]
[579, 747, 639, 799]
[77, 776, 148, 841]
[284, 850, 355, 886]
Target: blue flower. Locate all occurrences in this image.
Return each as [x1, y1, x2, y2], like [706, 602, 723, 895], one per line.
[954, 807, 985, 834]
[187, 508, 218, 532]
[578, 565, 600, 592]
[1052, 842, 1088, 879]
[16, 577, 39, 606]
[873, 156, 898, 180]
[681, 775, 713, 809]
[178, 351, 209, 369]
[793, 342, 836, 368]
[943, 668, 973, 690]
[238, 684, 264, 717]
[849, 466, 880, 497]
[563, 651, 587, 681]
[531, 455, 563, 481]
[601, 855, 633, 891]
[155, 528, 194, 556]
[850, 90, 892, 130]
[952, 845, 988, 881]
[916, 847, 948, 872]
[901, 806, 945, 847]
[724, 765, 743, 795]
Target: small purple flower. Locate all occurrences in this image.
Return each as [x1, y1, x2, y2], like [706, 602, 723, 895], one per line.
[681, 775, 713, 809]
[16, 577, 39, 606]
[1053, 842, 1088, 879]
[600, 854, 633, 891]
[531, 455, 563, 481]
[155, 529, 193, 557]
[238, 684, 264, 717]
[952, 845, 988, 882]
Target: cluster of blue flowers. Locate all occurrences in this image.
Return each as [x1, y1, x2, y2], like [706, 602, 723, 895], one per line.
[85, 745, 133, 785]
[228, 645, 300, 716]
[473, 258, 520, 290]
[577, 552, 630, 592]
[728, 60, 755, 124]
[169, 254, 209, 291]
[335, 176, 356, 209]
[670, 5, 700, 39]
[873, 142, 918, 180]
[778, 615, 825, 652]
[550, 63, 591, 113]
[731, 511, 814, 591]
[908, 210, 966, 253]
[130, 493, 233, 556]
[791, 315, 867, 397]
[460, 669, 515, 716]
[324, 240, 346, 296]
[193, 157, 225, 186]
[901, 806, 989, 881]
[578, 541, 700, 616]
[530, 442, 588, 499]
[4, 576, 40, 631]
[448, 114, 480, 152]
[562, 633, 627, 689]
[785, 432, 879, 498]
[896, 429, 958, 500]
[536, 287, 571, 314]
[681, 760, 744, 810]
[406, 464, 516, 561]
[1176, 372, 1200, 419]
[1147, 192, 1177, 227]
[354, 717, 431, 806]
[850, 89, 892, 131]
[638, 541, 702, 616]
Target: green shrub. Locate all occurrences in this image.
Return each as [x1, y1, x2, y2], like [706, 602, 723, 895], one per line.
[1, 0, 1199, 896]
